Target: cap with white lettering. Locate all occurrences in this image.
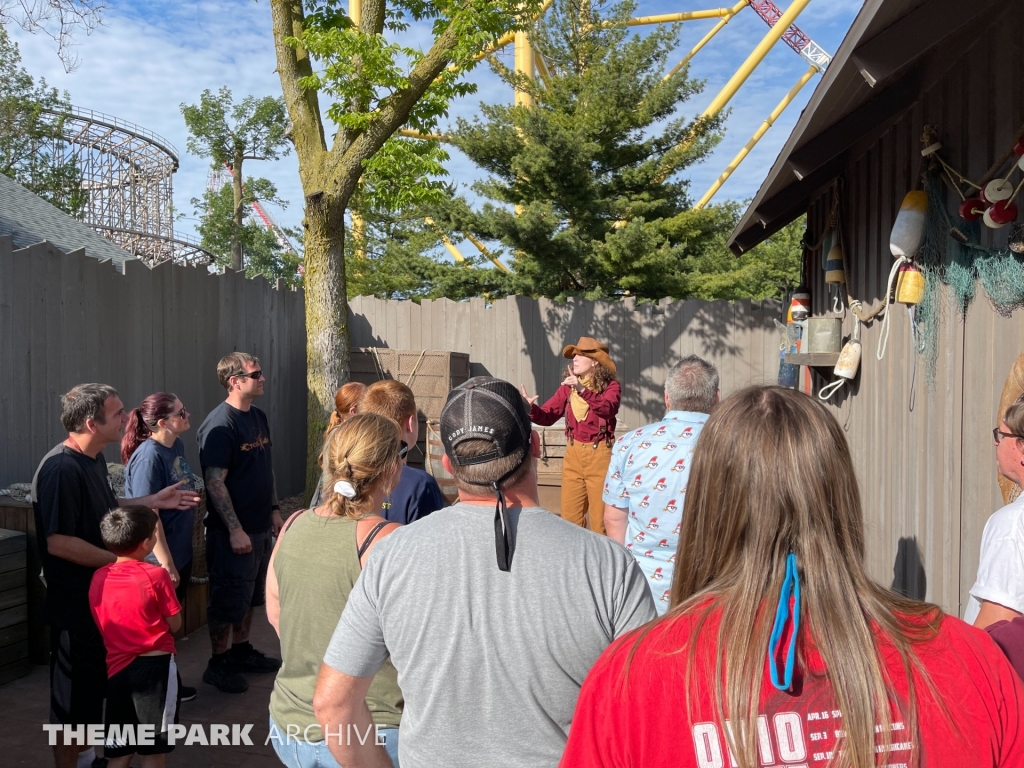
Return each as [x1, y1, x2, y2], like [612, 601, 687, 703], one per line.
[440, 376, 533, 572]
[441, 377, 532, 468]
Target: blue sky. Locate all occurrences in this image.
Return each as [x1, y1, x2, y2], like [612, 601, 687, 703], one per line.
[9, 0, 861, 250]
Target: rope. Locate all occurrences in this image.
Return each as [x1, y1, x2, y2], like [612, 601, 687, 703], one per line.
[405, 350, 427, 386]
[818, 378, 845, 401]
[877, 256, 909, 360]
[370, 347, 386, 381]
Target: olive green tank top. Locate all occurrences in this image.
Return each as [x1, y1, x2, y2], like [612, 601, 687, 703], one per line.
[269, 511, 402, 739]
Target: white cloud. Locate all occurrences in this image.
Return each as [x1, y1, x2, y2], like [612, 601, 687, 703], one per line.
[8, 0, 860, 248]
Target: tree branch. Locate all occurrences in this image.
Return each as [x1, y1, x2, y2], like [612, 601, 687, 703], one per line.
[326, 10, 465, 203]
[270, 0, 327, 180]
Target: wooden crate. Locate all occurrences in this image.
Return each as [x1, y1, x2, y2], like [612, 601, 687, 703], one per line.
[0, 501, 46, 665]
[0, 528, 29, 684]
[351, 349, 471, 470]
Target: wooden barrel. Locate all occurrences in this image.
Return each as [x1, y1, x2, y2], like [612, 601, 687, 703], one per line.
[425, 422, 460, 504]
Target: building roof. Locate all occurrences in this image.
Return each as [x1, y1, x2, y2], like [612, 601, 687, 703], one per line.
[728, 0, 1009, 255]
[0, 172, 134, 268]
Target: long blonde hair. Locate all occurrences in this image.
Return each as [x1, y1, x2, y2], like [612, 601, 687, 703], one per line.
[323, 413, 403, 519]
[651, 386, 943, 768]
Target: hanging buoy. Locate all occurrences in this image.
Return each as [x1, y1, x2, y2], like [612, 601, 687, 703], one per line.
[789, 289, 811, 322]
[982, 179, 1014, 203]
[890, 191, 928, 259]
[958, 198, 985, 222]
[819, 321, 862, 401]
[824, 243, 846, 284]
[896, 263, 925, 305]
[985, 199, 1019, 229]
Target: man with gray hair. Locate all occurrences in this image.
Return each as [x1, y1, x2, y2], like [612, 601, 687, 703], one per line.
[602, 355, 720, 612]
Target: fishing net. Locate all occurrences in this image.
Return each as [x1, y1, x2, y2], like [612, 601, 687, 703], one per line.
[912, 174, 1024, 383]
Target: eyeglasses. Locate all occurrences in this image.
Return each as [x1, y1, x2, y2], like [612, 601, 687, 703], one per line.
[993, 427, 1023, 444]
[399, 441, 410, 459]
[234, 369, 264, 381]
[174, 407, 188, 418]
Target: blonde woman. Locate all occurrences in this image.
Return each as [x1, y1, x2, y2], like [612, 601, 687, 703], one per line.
[266, 414, 405, 768]
[562, 386, 1024, 768]
[521, 336, 620, 533]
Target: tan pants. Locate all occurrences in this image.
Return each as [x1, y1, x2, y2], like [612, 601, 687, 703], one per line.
[561, 439, 612, 534]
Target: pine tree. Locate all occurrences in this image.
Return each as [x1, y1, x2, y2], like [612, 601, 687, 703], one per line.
[442, 0, 730, 300]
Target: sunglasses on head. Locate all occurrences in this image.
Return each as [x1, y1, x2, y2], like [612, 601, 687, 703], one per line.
[235, 369, 264, 381]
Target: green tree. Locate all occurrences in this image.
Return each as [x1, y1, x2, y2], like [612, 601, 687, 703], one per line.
[181, 87, 291, 272]
[443, 0, 727, 300]
[0, 26, 87, 216]
[346, 203, 512, 300]
[671, 207, 805, 300]
[269, 0, 544, 494]
[191, 180, 303, 287]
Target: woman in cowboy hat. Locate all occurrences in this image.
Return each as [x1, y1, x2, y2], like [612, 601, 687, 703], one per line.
[521, 336, 621, 534]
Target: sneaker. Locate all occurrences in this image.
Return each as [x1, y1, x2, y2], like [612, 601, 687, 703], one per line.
[228, 643, 282, 673]
[180, 685, 197, 702]
[202, 657, 249, 693]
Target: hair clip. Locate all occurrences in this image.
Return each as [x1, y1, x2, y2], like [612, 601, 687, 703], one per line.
[768, 552, 801, 692]
[333, 480, 357, 499]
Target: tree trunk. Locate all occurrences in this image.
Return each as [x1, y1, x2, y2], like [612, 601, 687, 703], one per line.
[231, 152, 244, 272]
[301, 190, 349, 501]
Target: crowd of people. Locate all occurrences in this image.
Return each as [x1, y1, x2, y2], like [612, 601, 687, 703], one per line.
[29, 340, 1024, 768]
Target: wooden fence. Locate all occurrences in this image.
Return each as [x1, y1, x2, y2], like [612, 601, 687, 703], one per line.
[348, 294, 783, 431]
[0, 239, 308, 495]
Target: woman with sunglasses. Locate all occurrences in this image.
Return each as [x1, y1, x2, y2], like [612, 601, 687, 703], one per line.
[966, 394, 1024, 629]
[122, 393, 200, 601]
[267, 413, 405, 768]
[562, 386, 1024, 768]
[122, 392, 202, 701]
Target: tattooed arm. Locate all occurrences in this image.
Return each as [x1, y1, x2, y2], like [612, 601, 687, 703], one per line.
[204, 466, 252, 554]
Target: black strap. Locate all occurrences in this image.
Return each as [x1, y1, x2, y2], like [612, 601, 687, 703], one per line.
[492, 456, 528, 572]
[356, 520, 390, 561]
[280, 509, 305, 536]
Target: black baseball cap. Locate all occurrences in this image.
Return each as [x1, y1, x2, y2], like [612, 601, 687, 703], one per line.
[440, 376, 533, 572]
[441, 377, 532, 468]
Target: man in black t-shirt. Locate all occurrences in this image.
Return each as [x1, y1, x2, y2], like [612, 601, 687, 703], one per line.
[32, 383, 199, 768]
[197, 352, 284, 693]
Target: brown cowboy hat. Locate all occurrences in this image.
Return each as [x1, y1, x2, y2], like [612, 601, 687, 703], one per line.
[562, 336, 616, 375]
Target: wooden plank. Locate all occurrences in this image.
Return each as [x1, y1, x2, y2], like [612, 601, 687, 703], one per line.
[0, 551, 26, 573]
[0, 568, 25, 593]
[0, 603, 27, 629]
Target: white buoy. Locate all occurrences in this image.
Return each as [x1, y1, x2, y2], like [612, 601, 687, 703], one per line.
[890, 191, 928, 259]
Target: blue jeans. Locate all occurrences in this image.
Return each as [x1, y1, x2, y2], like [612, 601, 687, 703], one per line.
[269, 716, 399, 768]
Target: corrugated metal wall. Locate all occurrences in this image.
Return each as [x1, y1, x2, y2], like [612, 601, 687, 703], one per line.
[0, 239, 309, 496]
[803, 6, 1024, 615]
[349, 294, 781, 432]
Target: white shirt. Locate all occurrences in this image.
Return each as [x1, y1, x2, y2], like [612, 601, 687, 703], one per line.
[964, 495, 1024, 624]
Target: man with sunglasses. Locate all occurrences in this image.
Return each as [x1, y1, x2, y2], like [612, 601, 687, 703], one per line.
[197, 352, 283, 693]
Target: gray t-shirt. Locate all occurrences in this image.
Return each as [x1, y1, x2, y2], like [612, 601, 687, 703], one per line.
[324, 502, 656, 768]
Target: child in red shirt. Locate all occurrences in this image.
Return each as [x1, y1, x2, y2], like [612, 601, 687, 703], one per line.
[89, 505, 182, 767]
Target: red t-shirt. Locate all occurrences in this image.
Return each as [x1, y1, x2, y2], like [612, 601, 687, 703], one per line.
[561, 608, 1024, 767]
[89, 560, 181, 677]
